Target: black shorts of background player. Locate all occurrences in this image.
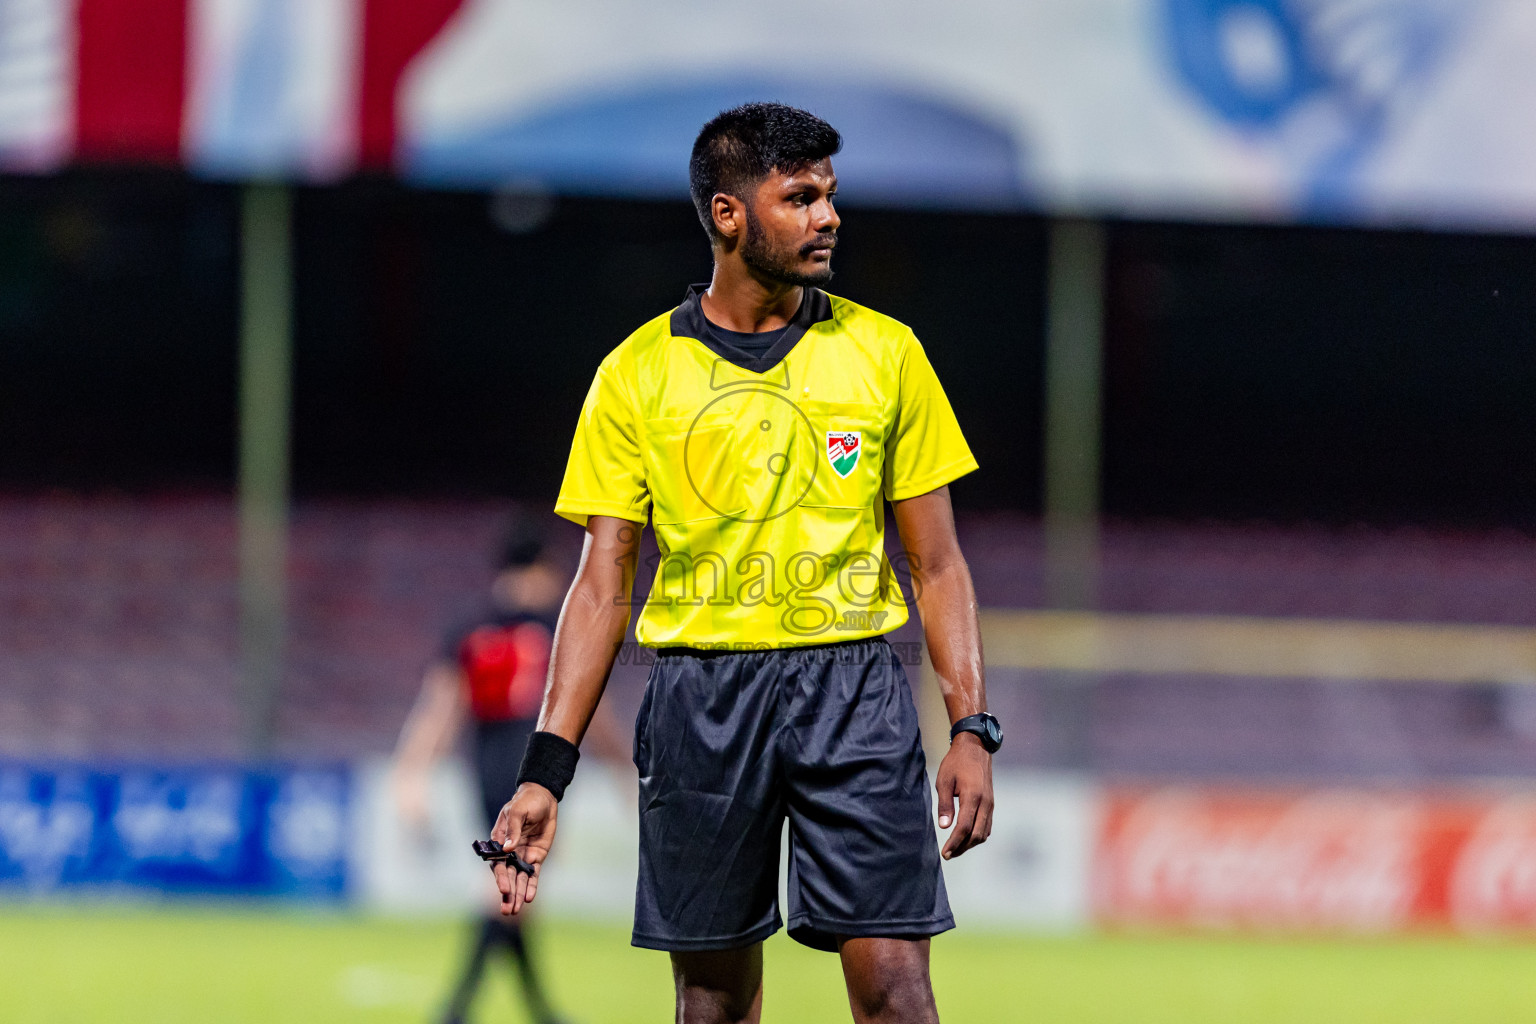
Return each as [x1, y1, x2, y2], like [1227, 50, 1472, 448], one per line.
[392, 518, 627, 1024]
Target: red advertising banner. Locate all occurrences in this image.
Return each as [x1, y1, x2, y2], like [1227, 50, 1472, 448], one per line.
[1095, 787, 1536, 933]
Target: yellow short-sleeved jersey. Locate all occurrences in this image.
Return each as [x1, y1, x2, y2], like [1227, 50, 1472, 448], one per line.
[555, 285, 977, 648]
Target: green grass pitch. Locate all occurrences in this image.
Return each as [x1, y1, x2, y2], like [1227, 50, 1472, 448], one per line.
[4, 906, 1536, 1023]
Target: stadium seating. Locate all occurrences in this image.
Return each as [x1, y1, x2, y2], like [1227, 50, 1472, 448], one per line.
[4, 495, 1536, 779]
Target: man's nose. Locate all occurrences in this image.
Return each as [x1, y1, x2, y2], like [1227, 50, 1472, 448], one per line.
[814, 199, 840, 233]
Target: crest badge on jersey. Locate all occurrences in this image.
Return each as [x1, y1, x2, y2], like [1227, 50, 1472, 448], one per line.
[826, 431, 861, 478]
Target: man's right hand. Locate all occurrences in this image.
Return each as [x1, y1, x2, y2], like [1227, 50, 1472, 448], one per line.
[489, 782, 559, 915]
[484, 516, 639, 916]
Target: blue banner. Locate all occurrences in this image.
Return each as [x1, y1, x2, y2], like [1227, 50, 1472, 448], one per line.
[0, 762, 351, 899]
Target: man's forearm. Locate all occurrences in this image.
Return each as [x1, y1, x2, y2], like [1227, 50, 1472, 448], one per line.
[913, 560, 987, 725]
[535, 517, 639, 746]
[893, 487, 987, 726]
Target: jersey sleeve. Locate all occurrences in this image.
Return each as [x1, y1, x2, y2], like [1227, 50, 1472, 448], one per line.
[883, 331, 979, 502]
[555, 349, 651, 527]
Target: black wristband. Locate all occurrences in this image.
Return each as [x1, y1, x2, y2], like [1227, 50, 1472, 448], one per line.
[515, 731, 581, 802]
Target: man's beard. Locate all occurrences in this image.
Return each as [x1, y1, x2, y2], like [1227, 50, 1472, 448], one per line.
[740, 205, 835, 286]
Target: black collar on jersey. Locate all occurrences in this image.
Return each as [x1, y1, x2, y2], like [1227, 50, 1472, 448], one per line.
[670, 283, 833, 373]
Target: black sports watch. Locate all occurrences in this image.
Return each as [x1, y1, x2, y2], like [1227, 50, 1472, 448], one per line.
[950, 712, 1003, 754]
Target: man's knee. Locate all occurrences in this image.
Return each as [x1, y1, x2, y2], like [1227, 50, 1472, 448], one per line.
[847, 971, 937, 1024]
[671, 945, 764, 1024]
[839, 938, 939, 1024]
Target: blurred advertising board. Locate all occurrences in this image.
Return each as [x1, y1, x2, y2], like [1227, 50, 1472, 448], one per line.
[350, 757, 644, 919]
[940, 772, 1098, 931]
[0, 762, 350, 899]
[351, 755, 500, 916]
[355, 764, 1103, 929]
[1095, 786, 1536, 933]
[4, 1, 1536, 230]
[14, 758, 1536, 938]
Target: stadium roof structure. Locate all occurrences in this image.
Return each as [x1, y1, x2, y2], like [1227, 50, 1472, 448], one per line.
[5, 0, 1536, 231]
[403, 77, 1031, 211]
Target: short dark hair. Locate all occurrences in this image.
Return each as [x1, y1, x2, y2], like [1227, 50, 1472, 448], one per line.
[689, 102, 842, 242]
[496, 516, 547, 570]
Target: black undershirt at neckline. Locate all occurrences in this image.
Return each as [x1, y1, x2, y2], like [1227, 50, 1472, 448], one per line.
[671, 284, 834, 373]
[700, 318, 789, 358]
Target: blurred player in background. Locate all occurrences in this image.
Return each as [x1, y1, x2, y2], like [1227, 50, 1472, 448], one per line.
[393, 519, 623, 1024]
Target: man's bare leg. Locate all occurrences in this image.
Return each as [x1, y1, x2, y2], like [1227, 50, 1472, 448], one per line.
[671, 944, 764, 1024]
[838, 937, 940, 1024]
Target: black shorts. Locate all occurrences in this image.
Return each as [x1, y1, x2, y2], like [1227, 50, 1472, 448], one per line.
[474, 718, 535, 829]
[631, 636, 953, 953]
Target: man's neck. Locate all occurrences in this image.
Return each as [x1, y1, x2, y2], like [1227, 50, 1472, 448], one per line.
[700, 260, 804, 333]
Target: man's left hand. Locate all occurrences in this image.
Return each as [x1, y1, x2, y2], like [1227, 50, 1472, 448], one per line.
[934, 732, 994, 859]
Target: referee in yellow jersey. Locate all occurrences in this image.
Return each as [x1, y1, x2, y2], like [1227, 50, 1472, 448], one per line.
[491, 103, 999, 1024]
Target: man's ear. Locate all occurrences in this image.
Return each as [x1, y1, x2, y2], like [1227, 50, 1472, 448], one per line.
[711, 193, 744, 245]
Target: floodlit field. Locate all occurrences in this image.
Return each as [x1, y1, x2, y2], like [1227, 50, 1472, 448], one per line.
[4, 906, 1536, 1023]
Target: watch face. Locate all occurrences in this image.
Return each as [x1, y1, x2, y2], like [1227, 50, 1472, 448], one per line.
[953, 714, 1003, 752]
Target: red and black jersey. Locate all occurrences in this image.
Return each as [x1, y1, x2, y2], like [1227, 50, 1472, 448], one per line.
[445, 611, 554, 723]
